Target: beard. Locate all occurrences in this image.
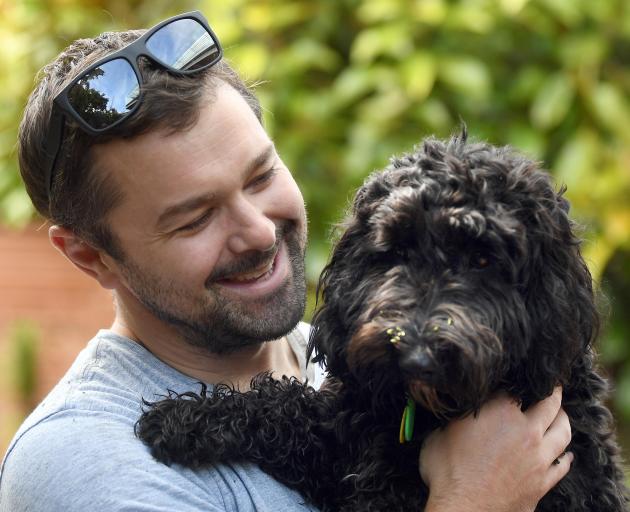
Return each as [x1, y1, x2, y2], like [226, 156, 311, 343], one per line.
[117, 220, 307, 354]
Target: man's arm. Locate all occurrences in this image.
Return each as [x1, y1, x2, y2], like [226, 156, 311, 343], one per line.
[0, 411, 229, 512]
[420, 387, 572, 512]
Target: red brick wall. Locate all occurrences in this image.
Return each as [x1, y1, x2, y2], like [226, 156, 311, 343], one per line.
[0, 224, 114, 453]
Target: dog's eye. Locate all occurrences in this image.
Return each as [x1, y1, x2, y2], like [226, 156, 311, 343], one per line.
[471, 252, 490, 269]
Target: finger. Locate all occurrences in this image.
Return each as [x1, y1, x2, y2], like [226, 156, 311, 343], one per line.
[542, 451, 574, 493]
[524, 386, 562, 435]
[542, 407, 572, 465]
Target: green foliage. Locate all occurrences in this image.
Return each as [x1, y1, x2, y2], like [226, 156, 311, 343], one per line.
[0, 0, 629, 431]
[7, 320, 39, 411]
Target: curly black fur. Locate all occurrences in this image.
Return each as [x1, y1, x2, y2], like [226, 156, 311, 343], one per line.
[136, 131, 629, 511]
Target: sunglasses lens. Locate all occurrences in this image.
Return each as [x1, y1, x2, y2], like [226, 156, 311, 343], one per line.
[146, 18, 220, 71]
[68, 58, 139, 130]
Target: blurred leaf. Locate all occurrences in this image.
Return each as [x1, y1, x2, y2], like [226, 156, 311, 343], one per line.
[400, 51, 436, 101]
[275, 38, 341, 75]
[242, 3, 273, 32]
[559, 33, 608, 69]
[499, 0, 531, 16]
[0, 187, 32, 227]
[351, 23, 414, 63]
[606, 210, 630, 246]
[358, 88, 409, 123]
[447, 1, 496, 33]
[583, 237, 615, 283]
[600, 319, 629, 364]
[357, 0, 405, 23]
[8, 320, 39, 412]
[615, 370, 630, 422]
[411, 0, 448, 25]
[539, 0, 583, 26]
[508, 67, 546, 104]
[439, 56, 492, 101]
[416, 98, 453, 132]
[228, 43, 270, 79]
[589, 83, 630, 138]
[554, 129, 599, 192]
[530, 73, 574, 130]
[601, 249, 630, 369]
[506, 123, 545, 158]
[331, 67, 377, 105]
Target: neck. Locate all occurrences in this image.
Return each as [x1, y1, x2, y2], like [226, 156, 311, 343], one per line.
[110, 298, 301, 391]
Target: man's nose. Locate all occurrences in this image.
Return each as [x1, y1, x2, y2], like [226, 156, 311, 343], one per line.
[226, 198, 277, 254]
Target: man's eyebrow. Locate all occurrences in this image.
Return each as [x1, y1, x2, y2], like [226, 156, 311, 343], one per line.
[155, 191, 216, 231]
[241, 143, 276, 179]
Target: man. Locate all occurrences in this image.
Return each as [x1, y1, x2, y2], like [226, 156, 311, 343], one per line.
[0, 11, 572, 512]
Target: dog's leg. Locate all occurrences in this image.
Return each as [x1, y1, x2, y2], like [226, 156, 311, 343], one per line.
[135, 375, 342, 510]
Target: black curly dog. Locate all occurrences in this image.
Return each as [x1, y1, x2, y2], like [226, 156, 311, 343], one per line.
[136, 132, 629, 511]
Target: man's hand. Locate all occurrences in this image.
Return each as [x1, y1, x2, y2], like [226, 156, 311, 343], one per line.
[420, 387, 573, 512]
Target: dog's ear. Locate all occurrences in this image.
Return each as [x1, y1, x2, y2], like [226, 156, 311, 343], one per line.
[518, 182, 598, 398]
[369, 187, 429, 253]
[351, 169, 398, 221]
[308, 218, 372, 378]
[309, 174, 418, 380]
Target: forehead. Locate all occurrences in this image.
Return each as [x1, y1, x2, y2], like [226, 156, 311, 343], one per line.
[91, 82, 269, 222]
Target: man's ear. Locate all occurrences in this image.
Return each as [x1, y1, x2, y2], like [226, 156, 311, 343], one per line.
[49, 225, 120, 290]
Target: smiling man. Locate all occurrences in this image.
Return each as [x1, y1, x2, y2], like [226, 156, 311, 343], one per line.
[87, 81, 309, 386]
[0, 11, 572, 512]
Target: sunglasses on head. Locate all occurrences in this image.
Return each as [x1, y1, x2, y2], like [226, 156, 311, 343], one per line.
[43, 10, 222, 200]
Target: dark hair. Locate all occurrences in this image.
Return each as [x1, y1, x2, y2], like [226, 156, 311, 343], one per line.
[18, 29, 262, 259]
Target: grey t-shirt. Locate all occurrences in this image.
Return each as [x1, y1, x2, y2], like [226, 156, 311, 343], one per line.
[0, 324, 324, 511]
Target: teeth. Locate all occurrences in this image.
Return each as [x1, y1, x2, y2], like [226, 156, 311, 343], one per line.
[228, 261, 274, 282]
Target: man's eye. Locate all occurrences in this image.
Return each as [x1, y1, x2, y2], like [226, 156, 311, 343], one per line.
[177, 210, 213, 232]
[249, 168, 277, 189]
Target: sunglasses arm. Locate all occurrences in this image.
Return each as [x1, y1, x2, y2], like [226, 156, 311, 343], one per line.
[43, 106, 66, 200]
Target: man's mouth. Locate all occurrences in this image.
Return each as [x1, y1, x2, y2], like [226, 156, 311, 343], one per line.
[210, 237, 290, 298]
[220, 257, 276, 284]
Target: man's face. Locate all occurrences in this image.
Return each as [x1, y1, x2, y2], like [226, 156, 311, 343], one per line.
[93, 83, 308, 353]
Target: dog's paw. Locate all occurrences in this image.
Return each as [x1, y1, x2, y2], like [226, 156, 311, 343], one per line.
[135, 392, 213, 467]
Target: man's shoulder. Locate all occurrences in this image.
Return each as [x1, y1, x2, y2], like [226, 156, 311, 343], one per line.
[0, 329, 321, 512]
[2, 331, 166, 450]
[0, 407, 223, 511]
[0, 330, 196, 510]
[0, 408, 319, 512]
[0, 330, 164, 511]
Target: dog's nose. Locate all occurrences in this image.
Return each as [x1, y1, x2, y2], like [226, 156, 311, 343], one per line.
[400, 347, 434, 377]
